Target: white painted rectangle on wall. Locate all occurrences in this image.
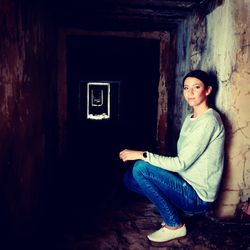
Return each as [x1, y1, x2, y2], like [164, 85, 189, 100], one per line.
[87, 82, 110, 120]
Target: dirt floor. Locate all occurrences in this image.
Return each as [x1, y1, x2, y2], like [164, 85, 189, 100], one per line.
[3, 187, 249, 250]
[54, 189, 250, 250]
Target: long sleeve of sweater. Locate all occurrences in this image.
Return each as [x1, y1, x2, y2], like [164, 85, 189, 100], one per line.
[143, 109, 225, 201]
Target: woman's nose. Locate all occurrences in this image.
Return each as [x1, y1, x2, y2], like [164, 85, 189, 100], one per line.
[188, 87, 194, 94]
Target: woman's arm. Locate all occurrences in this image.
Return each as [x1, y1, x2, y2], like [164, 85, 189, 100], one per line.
[144, 116, 222, 172]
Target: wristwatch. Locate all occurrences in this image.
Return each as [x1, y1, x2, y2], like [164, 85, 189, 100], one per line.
[143, 151, 147, 159]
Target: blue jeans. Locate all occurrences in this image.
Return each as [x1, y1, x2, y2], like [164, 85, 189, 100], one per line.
[123, 160, 211, 227]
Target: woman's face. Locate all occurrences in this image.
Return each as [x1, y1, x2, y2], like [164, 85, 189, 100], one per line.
[183, 77, 212, 108]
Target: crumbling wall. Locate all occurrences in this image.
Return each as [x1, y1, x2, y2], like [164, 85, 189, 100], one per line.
[174, 0, 250, 218]
[0, 0, 57, 230]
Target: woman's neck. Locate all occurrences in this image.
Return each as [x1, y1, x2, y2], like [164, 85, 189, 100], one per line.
[193, 105, 211, 118]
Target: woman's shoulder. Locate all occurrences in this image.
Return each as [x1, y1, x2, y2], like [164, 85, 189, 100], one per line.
[201, 109, 225, 132]
[205, 109, 223, 122]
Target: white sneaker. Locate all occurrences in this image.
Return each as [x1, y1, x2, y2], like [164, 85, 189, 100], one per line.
[147, 224, 187, 243]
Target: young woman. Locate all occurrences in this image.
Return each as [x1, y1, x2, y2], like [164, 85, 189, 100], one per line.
[119, 70, 225, 243]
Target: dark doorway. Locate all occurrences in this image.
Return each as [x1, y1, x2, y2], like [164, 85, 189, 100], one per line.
[62, 35, 160, 228]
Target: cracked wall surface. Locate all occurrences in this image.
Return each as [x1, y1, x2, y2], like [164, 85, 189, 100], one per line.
[175, 0, 250, 218]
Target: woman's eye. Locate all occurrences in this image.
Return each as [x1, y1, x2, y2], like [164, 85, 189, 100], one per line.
[183, 86, 188, 90]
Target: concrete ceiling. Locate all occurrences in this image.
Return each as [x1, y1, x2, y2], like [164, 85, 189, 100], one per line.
[52, 0, 215, 31]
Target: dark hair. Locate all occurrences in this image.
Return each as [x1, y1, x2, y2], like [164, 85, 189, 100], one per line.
[183, 70, 211, 88]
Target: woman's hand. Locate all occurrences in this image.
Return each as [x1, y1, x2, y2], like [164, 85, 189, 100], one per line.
[119, 149, 144, 162]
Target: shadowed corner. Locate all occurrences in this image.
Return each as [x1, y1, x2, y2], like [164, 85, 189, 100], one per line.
[206, 69, 233, 220]
[206, 70, 219, 111]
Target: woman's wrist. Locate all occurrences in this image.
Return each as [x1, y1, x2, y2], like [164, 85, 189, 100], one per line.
[142, 151, 148, 160]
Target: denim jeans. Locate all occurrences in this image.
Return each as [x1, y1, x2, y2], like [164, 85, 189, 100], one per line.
[123, 160, 211, 227]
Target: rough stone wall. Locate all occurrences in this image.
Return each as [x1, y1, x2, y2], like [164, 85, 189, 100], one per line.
[174, 0, 250, 218]
[0, 0, 57, 229]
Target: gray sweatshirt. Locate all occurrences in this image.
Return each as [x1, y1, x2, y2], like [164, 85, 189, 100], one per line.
[144, 109, 225, 202]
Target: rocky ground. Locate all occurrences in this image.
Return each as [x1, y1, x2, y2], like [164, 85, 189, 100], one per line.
[54, 190, 250, 250]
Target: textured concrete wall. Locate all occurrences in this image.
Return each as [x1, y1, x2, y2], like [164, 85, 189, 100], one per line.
[0, 0, 57, 229]
[174, 0, 250, 218]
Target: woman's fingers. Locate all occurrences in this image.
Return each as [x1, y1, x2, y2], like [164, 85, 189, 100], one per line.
[119, 149, 143, 162]
[119, 149, 129, 161]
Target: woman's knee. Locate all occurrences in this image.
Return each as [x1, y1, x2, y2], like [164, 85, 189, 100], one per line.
[132, 160, 148, 178]
[123, 168, 145, 195]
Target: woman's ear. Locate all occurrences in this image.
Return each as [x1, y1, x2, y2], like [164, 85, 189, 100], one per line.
[206, 86, 212, 96]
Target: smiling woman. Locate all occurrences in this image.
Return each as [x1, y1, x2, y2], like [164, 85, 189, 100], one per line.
[119, 70, 225, 243]
[182, 70, 212, 118]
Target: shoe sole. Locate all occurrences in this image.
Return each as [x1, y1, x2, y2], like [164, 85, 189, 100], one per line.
[148, 235, 186, 244]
